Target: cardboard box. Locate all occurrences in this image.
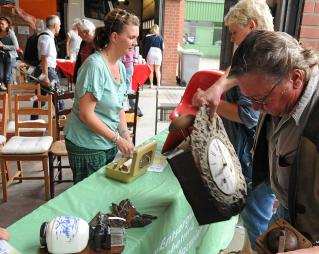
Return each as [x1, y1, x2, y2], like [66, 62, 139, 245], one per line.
[12, 16, 35, 51]
[0, 6, 15, 17]
[13, 15, 27, 24]
[17, 25, 30, 35]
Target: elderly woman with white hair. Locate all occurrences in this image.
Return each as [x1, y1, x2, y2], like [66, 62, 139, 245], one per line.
[73, 19, 96, 83]
[66, 18, 82, 61]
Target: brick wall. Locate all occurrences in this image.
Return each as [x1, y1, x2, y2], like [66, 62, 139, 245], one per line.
[162, 0, 185, 86]
[300, 0, 319, 50]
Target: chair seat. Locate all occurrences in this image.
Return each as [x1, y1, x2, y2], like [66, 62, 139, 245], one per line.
[6, 119, 47, 133]
[125, 113, 140, 123]
[0, 135, 6, 145]
[1, 136, 53, 154]
[50, 140, 67, 156]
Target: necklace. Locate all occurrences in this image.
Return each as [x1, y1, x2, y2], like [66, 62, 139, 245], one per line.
[111, 67, 121, 83]
[102, 50, 121, 83]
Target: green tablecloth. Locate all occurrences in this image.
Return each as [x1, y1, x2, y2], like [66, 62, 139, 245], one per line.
[7, 130, 238, 254]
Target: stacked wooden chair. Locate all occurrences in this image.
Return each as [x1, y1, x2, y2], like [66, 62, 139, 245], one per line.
[7, 84, 46, 139]
[0, 93, 53, 202]
[49, 90, 74, 198]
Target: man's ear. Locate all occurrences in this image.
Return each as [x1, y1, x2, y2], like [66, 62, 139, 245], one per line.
[291, 69, 305, 89]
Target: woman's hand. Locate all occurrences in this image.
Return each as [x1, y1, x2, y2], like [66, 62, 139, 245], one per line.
[0, 227, 9, 240]
[116, 137, 135, 157]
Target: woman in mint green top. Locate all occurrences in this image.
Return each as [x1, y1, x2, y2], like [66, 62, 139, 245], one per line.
[65, 9, 140, 183]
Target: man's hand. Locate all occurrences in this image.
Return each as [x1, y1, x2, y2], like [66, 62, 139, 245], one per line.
[43, 77, 50, 86]
[192, 67, 236, 122]
[40, 55, 49, 86]
[192, 86, 222, 121]
[0, 227, 9, 240]
[278, 246, 319, 254]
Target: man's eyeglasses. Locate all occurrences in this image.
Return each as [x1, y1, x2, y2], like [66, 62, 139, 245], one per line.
[250, 78, 282, 105]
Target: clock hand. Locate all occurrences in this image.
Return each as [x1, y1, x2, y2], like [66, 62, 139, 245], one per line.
[214, 157, 229, 178]
[217, 142, 228, 167]
[214, 167, 225, 178]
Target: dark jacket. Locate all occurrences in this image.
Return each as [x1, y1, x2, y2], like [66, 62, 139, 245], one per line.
[73, 40, 95, 83]
[253, 77, 319, 243]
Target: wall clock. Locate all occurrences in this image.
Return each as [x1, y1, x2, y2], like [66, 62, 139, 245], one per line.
[191, 105, 246, 212]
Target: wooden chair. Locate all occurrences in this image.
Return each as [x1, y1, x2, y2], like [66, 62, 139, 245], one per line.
[125, 85, 140, 145]
[0, 93, 7, 144]
[0, 94, 8, 184]
[0, 94, 53, 202]
[49, 91, 74, 198]
[7, 83, 45, 139]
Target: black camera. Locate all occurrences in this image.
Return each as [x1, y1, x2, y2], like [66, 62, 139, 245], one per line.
[89, 213, 111, 252]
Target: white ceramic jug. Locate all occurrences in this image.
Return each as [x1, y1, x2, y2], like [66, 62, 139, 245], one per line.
[40, 216, 89, 254]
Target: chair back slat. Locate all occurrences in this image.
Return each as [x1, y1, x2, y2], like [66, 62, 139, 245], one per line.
[52, 91, 74, 140]
[8, 83, 41, 121]
[59, 109, 72, 116]
[125, 84, 140, 145]
[18, 122, 48, 129]
[56, 92, 74, 100]
[14, 94, 52, 137]
[0, 93, 7, 136]
[16, 108, 49, 116]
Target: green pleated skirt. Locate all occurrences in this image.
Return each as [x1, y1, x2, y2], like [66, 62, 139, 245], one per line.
[65, 139, 118, 183]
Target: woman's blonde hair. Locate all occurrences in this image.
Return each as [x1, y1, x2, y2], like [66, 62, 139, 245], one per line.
[150, 24, 160, 35]
[224, 0, 274, 31]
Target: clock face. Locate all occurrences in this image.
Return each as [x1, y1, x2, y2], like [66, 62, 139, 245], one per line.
[208, 138, 237, 195]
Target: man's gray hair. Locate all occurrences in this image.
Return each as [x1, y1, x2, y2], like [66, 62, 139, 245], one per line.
[45, 15, 60, 28]
[229, 31, 318, 82]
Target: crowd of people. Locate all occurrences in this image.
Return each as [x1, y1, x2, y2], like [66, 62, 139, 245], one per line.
[0, 7, 160, 182]
[1, 2, 319, 254]
[0, 10, 164, 93]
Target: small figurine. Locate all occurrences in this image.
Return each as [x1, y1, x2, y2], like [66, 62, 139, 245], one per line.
[108, 199, 157, 228]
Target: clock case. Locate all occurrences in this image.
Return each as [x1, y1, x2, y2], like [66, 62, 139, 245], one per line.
[166, 106, 247, 225]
